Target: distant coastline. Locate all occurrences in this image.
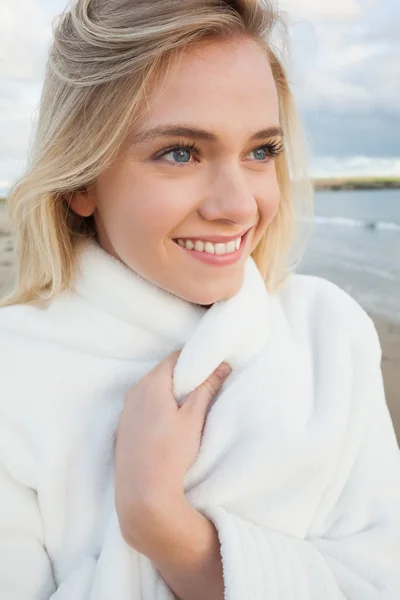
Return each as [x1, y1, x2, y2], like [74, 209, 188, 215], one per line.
[313, 177, 400, 191]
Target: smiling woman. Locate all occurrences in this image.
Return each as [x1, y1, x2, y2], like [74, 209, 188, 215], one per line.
[66, 35, 290, 305]
[0, 1, 399, 600]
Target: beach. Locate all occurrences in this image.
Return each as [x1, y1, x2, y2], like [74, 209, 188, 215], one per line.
[0, 206, 399, 443]
[374, 315, 400, 443]
[0, 209, 14, 299]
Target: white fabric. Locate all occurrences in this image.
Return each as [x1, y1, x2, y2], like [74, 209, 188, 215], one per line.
[0, 237, 399, 600]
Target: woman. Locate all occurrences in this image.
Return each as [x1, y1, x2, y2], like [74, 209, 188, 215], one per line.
[1, 0, 399, 598]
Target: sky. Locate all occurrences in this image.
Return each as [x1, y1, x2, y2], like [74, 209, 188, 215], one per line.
[1, 0, 399, 194]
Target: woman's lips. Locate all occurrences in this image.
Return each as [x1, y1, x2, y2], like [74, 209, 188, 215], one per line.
[173, 228, 251, 267]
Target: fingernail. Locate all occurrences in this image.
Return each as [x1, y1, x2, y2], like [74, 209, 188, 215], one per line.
[215, 363, 232, 380]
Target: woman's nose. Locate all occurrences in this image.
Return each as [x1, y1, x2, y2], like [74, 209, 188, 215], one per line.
[198, 166, 259, 225]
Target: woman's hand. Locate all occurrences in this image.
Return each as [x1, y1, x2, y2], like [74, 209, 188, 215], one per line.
[114, 350, 231, 555]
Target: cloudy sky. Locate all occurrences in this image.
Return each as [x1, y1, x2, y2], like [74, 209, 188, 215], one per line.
[1, 0, 399, 193]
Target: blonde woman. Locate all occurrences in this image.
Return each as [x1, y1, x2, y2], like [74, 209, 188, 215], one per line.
[1, 0, 399, 598]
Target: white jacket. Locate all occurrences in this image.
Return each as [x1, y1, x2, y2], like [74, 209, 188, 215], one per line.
[0, 238, 399, 599]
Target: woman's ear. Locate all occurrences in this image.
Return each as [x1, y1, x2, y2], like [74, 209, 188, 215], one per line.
[69, 187, 96, 217]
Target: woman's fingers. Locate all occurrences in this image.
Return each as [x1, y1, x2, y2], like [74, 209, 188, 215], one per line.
[182, 362, 232, 419]
[138, 349, 181, 391]
[141, 350, 232, 419]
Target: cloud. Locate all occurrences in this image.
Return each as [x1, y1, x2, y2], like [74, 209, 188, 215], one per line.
[281, 0, 364, 20]
[287, 1, 400, 110]
[0, 0, 52, 81]
[285, 0, 400, 172]
[0, 0, 64, 188]
[310, 156, 400, 178]
[0, 78, 43, 184]
[304, 107, 400, 160]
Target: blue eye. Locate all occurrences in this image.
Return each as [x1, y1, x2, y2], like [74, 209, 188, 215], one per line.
[153, 142, 198, 165]
[252, 147, 269, 161]
[164, 147, 193, 163]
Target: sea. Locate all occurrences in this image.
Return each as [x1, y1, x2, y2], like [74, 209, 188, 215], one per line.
[298, 189, 400, 324]
[1, 187, 399, 323]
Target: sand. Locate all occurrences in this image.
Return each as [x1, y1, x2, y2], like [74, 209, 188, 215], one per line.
[0, 207, 399, 443]
[374, 315, 400, 444]
[0, 209, 14, 299]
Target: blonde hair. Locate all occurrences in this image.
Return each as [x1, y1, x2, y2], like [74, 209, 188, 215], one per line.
[2, 0, 313, 307]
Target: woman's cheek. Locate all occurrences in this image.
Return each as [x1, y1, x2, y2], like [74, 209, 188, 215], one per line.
[261, 190, 280, 227]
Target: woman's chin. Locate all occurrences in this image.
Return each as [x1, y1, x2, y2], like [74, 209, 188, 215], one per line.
[177, 276, 244, 306]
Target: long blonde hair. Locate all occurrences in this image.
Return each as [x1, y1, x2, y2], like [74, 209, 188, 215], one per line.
[2, 0, 313, 307]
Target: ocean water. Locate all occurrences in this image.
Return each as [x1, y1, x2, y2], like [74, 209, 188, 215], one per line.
[298, 189, 400, 323]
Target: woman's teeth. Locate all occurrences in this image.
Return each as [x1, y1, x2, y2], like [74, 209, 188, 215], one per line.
[176, 237, 242, 255]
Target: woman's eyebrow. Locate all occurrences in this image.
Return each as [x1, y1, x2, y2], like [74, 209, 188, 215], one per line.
[131, 124, 283, 145]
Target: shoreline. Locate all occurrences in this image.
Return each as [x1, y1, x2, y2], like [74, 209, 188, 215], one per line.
[0, 209, 399, 442]
[313, 178, 400, 192]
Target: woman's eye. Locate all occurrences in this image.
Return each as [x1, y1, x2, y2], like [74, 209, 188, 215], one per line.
[251, 147, 270, 161]
[162, 147, 194, 164]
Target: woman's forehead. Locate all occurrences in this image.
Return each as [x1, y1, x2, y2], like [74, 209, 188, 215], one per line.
[131, 40, 280, 143]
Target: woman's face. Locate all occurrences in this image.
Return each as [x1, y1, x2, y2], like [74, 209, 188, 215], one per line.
[71, 37, 282, 305]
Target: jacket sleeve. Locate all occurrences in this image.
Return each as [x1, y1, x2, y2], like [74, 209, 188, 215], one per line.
[0, 450, 142, 599]
[0, 451, 105, 599]
[0, 438, 152, 599]
[0, 455, 57, 599]
[203, 311, 400, 600]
